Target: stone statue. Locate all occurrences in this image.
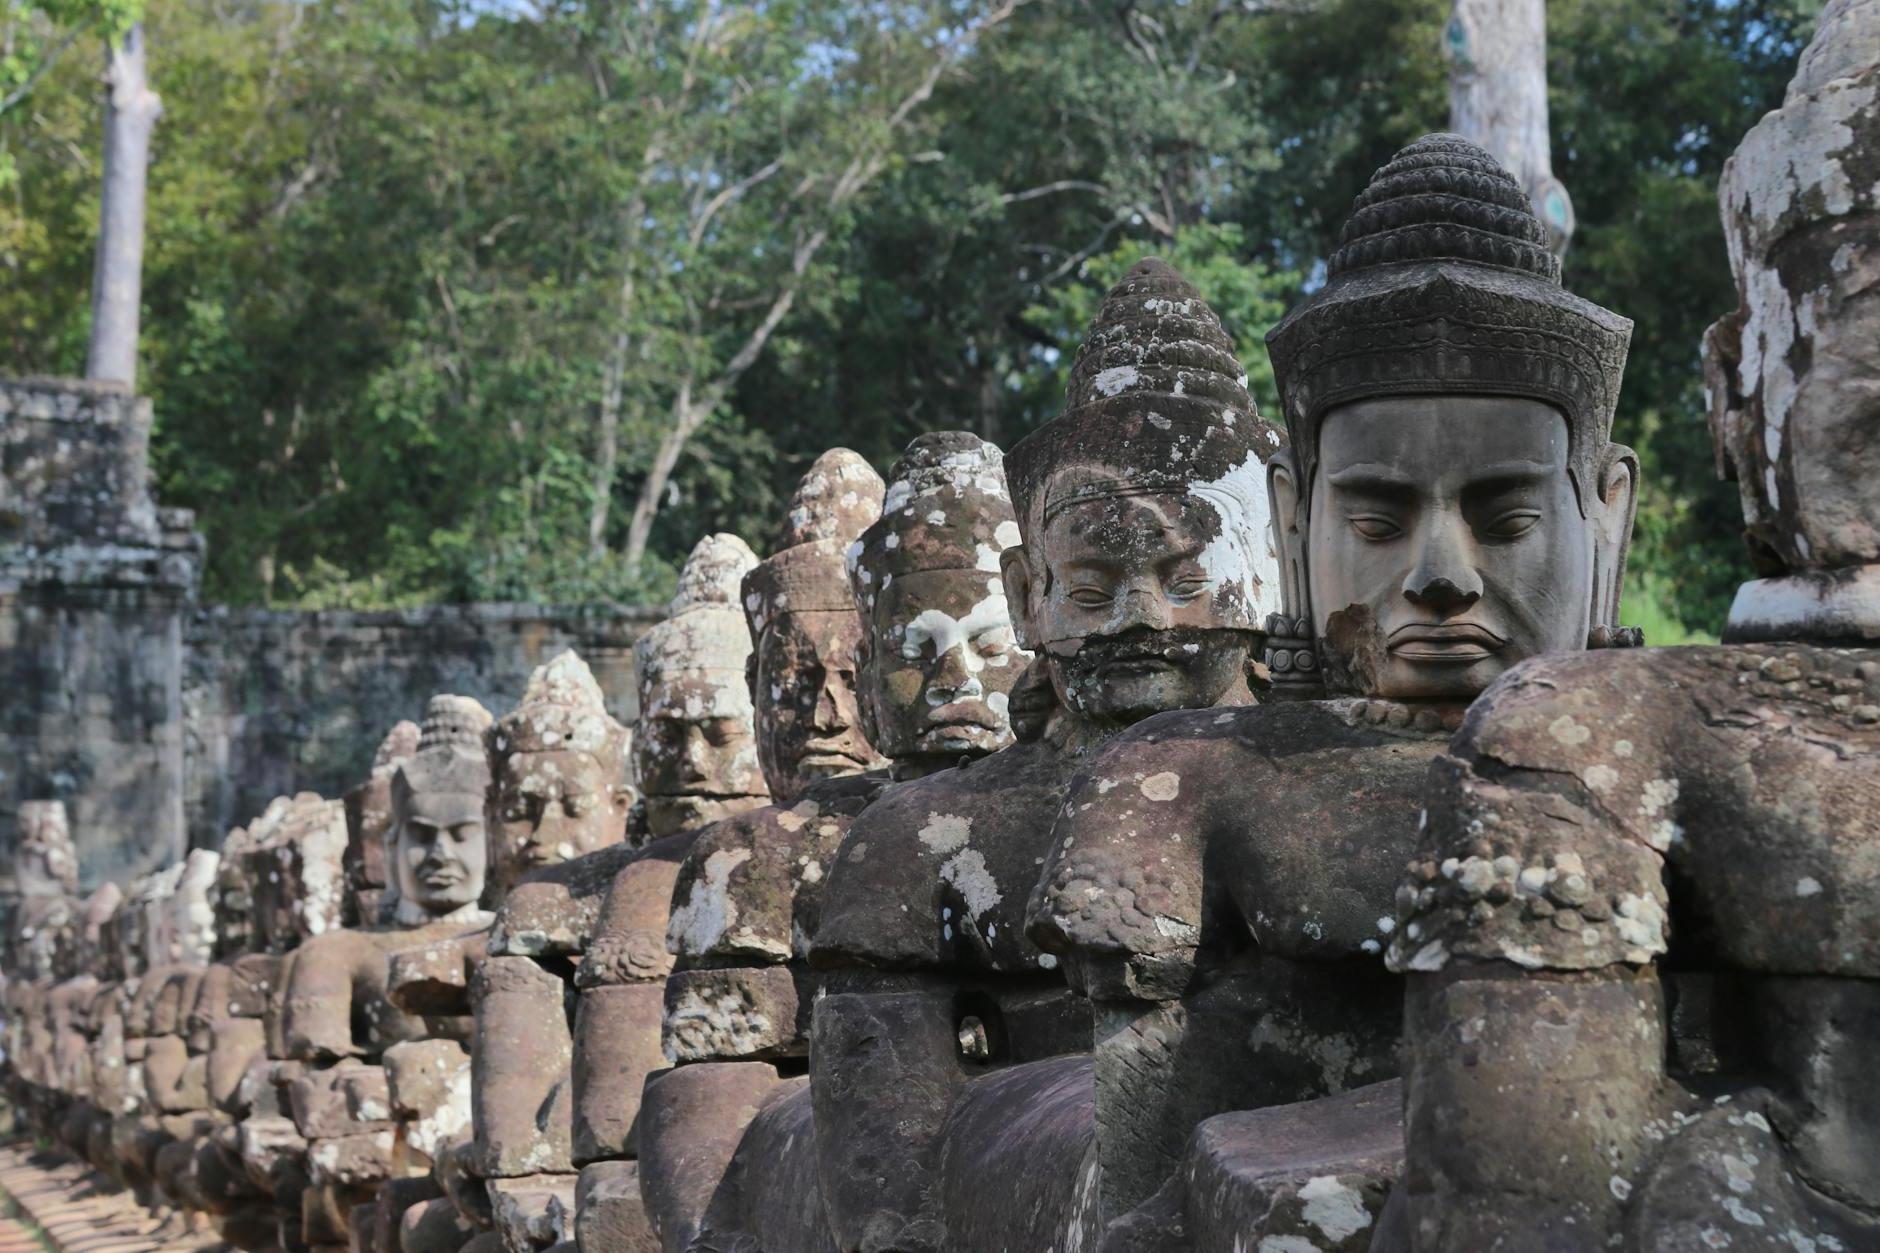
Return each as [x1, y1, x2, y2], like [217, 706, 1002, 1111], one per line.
[635, 434, 1025, 1250]
[631, 533, 770, 842]
[802, 258, 1288, 1252]
[745, 448, 892, 800]
[7, 800, 81, 983]
[486, 652, 638, 902]
[1388, 16, 1880, 1249]
[578, 456, 884, 1250]
[275, 699, 494, 1244]
[344, 719, 423, 927]
[467, 651, 641, 1253]
[227, 794, 346, 1250]
[1028, 134, 1641, 1247]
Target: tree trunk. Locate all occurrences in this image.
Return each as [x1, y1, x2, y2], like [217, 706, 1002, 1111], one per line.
[622, 379, 702, 571]
[587, 182, 650, 559]
[1443, 0, 1573, 255]
[86, 23, 161, 387]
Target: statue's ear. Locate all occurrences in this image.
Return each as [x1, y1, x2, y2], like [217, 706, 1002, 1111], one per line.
[1591, 443, 1641, 631]
[1267, 450, 1310, 622]
[1000, 545, 1040, 653]
[745, 651, 759, 707]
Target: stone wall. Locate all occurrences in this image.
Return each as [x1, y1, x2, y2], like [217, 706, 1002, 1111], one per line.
[183, 601, 658, 848]
[1, 378, 202, 891]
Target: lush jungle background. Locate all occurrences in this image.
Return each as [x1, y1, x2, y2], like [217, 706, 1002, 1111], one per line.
[1, 0, 1822, 639]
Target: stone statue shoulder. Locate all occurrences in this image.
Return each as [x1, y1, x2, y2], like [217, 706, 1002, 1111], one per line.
[1391, 644, 1880, 979]
[491, 839, 643, 959]
[664, 769, 892, 972]
[1030, 700, 1456, 983]
[812, 741, 1083, 975]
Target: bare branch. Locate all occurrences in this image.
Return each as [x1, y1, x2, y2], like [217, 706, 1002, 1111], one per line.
[689, 156, 783, 249]
[1000, 179, 1108, 205]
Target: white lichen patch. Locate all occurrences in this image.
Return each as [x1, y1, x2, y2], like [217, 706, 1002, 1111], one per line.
[918, 812, 973, 856]
[939, 848, 1002, 921]
[1549, 715, 1592, 746]
[1298, 1175, 1372, 1242]
[1139, 772, 1181, 802]
[667, 846, 754, 957]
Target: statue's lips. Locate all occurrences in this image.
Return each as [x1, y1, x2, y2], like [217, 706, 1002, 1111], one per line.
[418, 866, 467, 887]
[921, 702, 1002, 733]
[798, 742, 869, 770]
[1387, 622, 1506, 662]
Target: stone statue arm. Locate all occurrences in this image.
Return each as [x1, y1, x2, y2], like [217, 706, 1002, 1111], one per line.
[1391, 654, 1687, 1250]
[280, 928, 413, 1061]
[1026, 715, 1222, 1000]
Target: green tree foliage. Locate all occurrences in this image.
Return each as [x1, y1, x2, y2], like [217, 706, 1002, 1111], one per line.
[0, 0, 1818, 634]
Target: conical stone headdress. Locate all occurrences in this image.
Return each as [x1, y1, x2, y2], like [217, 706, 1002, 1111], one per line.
[393, 697, 492, 807]
[490, 651, 629, 772]
[1267, 134, 1632, 500]
[847, 431, 1018, 613]
[1005, 257, 1287, 634]
[635, 533, 759, 718]
[743, 449, 884, 640]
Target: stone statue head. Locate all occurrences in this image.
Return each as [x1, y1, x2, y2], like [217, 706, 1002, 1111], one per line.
[1266, 134, 1640, 703]
[169, 848, 220, 965]
[1002, 259, 1287, 729]
[78, 882, 123, 976]
[245, 792, 349, 952]
[1706, 0, 1880, 639]
[847, 432, 1028, 770]
[633, 534, 768, 839]
[743, 449, 888, 802]
[487, 651, 632, 898]
[343, 720, 420, 926]
[389, 696, 493, 924]
[16, 800, 78, 897]
[212, 824, 259, 960]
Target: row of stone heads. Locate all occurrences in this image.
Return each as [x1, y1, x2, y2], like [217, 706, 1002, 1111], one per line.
[1, 48, 1877, 1253]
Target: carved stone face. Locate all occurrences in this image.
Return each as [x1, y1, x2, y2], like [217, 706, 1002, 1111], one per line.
[1005, 491, 1256, 726]
[858, 570, 1023, 762]
[752, 608, 879, 799]
[489, 748, 626, 890]
[1289, 396, 1611, 702]
[394, 787, 487, 915]
[634, 670, 762, 804]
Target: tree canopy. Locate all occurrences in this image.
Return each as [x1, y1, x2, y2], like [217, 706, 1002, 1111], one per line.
[0, 0, 1820, 638]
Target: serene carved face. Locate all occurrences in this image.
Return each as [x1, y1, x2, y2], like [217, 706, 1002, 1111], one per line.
[488, 749, 626, 892]
[1003, 491, 1256, 726]
[394, 788, 487, 916]
[858, 570, 1025, 762]
[752, 608, 880, 800]
[1292, 396, 1601, 702]
[634, 670, 761, 802]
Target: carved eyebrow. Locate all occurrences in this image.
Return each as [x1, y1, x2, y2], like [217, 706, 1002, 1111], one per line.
[1463, 461, 1557, 489]
[1325, 463, 1416, 491]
